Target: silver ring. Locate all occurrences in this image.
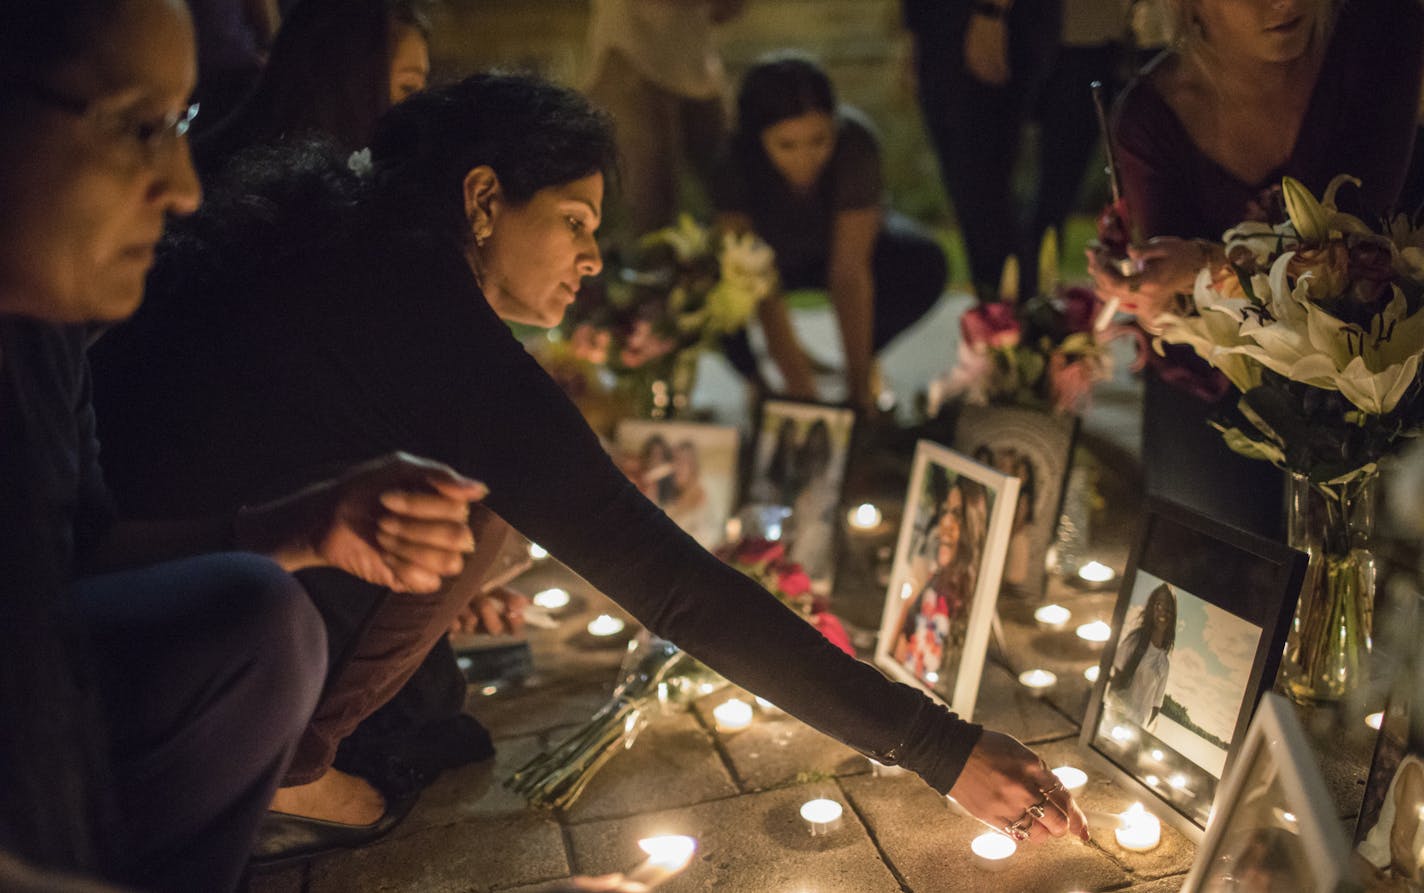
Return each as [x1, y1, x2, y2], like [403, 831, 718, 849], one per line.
[1003, 823, 1030, 841]
[1027, 804, 1046, 820]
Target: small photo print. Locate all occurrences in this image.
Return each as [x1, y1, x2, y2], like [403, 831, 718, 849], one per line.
[615, 420, 740, 550]
[1095, 571, 1263, 827]
[746, 399, 856, 594]
[952, 405, 1076, 597]
[875, 441, 1019, 718]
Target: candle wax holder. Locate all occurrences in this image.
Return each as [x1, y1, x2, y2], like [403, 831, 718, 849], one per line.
[799, 799, 843, 836]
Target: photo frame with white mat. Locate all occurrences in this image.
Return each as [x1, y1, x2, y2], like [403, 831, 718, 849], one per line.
[614, 420, 741, 550]
[744, 397, 857, 595]
[951, 404, 1078, 598]
[1182, 692, 1357, 893]
[1080, 498, 1307, 842]
[874, 440, 1019, 719]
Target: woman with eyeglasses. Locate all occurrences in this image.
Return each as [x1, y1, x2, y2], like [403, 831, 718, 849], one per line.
[92, 70, 1090, 875]
[0, 1, 483, 889]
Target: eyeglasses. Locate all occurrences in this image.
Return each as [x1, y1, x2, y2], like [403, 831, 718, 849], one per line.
[17, 78, 198, 164]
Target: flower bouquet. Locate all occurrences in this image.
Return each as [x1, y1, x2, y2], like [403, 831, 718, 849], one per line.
[931, 232, 1140, 415]
[559, 216, 777, 419]
[508, 540, 850, 810]
[714, 536, 855, 655]
[1155, 174, 1424, 700]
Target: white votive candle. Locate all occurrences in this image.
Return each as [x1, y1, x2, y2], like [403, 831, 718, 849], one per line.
[1076, 620, 1112, 643]
[528, 542, 548, 560]
[1084, 665, 1101, 683]
[1114, 803, 1162, 852]
[713, 699, 753, 733]
[1018, 669, 1057, 694]
[587, 614, 626, 637]
[970, 831, 1016, 871]
[799, 798, 844, 836]
[847, 503, 883, 531]
[1078, 561, 1117, 584]
[532, 587, 570, 610]
[1366, 711, 1384, 730]
[1051, 766, 1088, 791]
[1034, 603, 1072, 629]
[628, 834, 698, 888]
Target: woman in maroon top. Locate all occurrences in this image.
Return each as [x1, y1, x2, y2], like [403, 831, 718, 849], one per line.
[1088, 0, 1423, 535]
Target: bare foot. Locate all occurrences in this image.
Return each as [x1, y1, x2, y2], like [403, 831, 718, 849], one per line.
[269, 769, 386, 825]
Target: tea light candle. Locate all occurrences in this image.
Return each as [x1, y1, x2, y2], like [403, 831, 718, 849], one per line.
[1366, 711, 1384, 730]
[1167, 773, 1189, 791]
[1018, 668, 1057, 693]
[532, 587, 570, 611]
[754, 696, 782, 715]
[1076, 620, 1112, 643]
[627, 834, 698, 888]
[1078, 561, 1117, 584]
[799, 798, 844, 836]
[970, 831, 1016, 871]
[869, 758, 907, 778]
[1084, 665, 1101, 683]
[1051, 766, 1088, 791]
[528, 542, 548, 560]
[847, 503, 883, 531]
[1114, 803, 1162, 852]
[1034, 603, 1072, 629]
[713, 699, 753, 733]
[587, 614, 626, 637]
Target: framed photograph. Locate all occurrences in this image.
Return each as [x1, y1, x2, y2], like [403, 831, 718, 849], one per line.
[1355, 655, 1424, 888]
[744, 398, 857, 595]
[1183, 693, 1355, 893]
[615, 420, 740, 549]
[952, 405, 1078, 597]
[874, 440, 1020, 719]
[1079, 498, 1306, 841]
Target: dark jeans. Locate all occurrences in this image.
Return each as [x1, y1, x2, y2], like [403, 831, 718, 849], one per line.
[910, 0, 1060, 302]
[73, 554, 326, 893]
[723, 210, 948, 382]
[1024, 42, 1125, 296]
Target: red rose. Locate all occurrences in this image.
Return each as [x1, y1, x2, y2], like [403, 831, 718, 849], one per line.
[960, 301, 1021, 350]
[812, 613, 856, 656]
[735, 538, 784, 566]
[1059, 286, 1101, 334]
[775, 567, 812, 598]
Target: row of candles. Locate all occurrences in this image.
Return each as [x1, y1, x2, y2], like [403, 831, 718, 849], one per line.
[529, 538, 1169, 871]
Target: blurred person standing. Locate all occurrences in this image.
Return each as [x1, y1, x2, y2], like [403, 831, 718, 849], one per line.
[586, 0, 746, 241]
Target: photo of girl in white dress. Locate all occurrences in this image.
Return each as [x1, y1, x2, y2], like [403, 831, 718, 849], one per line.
[1109, 582, 1177, 729]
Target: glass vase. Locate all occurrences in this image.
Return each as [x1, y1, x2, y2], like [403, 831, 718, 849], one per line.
[1280, 471, 1377, 703]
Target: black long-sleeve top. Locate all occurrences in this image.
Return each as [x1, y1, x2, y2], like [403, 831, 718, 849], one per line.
[90, 224, 984, 792]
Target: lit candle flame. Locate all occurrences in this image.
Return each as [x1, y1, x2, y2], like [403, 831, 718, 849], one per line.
[848, 503, 883, 530]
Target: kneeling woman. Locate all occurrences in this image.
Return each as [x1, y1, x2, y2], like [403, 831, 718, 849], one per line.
[91, 73, 1082, 852]
[713, 52, 948, 413]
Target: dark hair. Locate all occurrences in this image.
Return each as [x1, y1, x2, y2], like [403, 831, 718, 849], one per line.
[799, 419, 833, 479]
[364, 71, 617, 247]
[0, 3, 121, 873]
[194, 0, 432, 176]
[162, 71, 615, 284]
[1115, 583, 1178, 690]
[734, 51, 835, 139]
[0, 0, 112, 128]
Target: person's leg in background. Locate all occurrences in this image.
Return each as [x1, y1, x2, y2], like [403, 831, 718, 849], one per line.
[870, 210, 949, 351]
[1024, 41, 1122, 295]
[587, 49, 680, 242]
[74, 553, 325, 893]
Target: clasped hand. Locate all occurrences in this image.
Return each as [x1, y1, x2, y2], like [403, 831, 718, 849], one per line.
[1087, 236, 1204, 323]
[238, 451, 487, 593]
[949, 730, 1090, 844]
